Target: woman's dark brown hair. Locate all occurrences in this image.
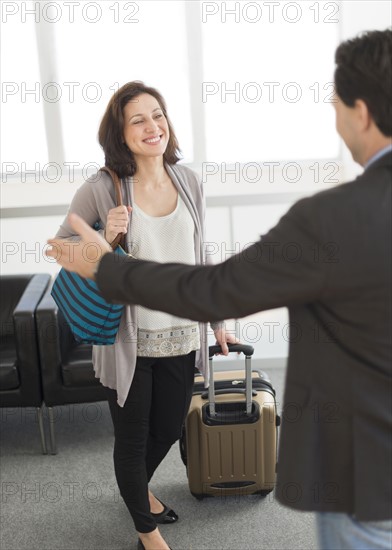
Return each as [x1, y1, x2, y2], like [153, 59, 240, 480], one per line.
[98, 81, 181, 178]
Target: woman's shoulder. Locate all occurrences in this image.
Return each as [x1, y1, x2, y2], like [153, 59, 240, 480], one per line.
[83, 169, 114, 189]
[169, 163, 202, 194]
[67, 169, 118, 214]
[170, 163, 200, 182]
[77, 169, 117, 199]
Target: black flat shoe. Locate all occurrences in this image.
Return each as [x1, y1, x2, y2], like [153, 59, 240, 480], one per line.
[137, 538, 173, 550]
[151, 499, 178, 524]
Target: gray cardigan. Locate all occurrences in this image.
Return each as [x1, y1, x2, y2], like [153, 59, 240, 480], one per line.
[56, 163, 215, 406]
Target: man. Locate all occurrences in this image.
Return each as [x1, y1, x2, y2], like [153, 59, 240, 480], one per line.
[48, 29, 391, 549]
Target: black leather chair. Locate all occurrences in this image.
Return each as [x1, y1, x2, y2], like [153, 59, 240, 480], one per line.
[36, 282, 107, 454]
[0, 274, 51, 454]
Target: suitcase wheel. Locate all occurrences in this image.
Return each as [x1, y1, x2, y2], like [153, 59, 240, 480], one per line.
[256, 488, 274, 497]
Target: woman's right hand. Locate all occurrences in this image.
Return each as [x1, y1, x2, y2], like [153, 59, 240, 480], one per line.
[105, 205, 132, 244]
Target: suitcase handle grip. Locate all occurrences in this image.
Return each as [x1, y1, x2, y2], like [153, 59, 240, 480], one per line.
[201, 389, 257, 399]
[209, 343, 254, 357]
[208, 344, 254, 416]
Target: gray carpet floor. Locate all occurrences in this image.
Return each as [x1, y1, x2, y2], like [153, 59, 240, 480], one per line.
[1, 362, 318, 550]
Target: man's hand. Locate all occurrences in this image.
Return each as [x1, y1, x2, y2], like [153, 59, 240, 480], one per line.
[46, 213, 112, 279]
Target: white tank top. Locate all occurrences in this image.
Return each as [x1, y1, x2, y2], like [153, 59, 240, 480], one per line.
[130, 194, 200, 357]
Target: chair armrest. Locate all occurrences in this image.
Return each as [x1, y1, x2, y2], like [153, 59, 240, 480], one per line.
[14, 274, 52, 317]
[36, 278, 61, 362]
[12, 274, 51, 405]
[36, 280, 72, 405]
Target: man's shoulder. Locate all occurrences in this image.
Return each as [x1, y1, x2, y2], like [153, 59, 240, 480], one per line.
[289, 180, 356, 216]
[288, 161, 391, 230]
[304, 160, 387, 203]
[312, 179, 358, 203]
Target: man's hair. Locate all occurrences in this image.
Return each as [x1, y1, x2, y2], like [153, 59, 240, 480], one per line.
[334, 28, 392, 136]
[98, 81, 181, 178]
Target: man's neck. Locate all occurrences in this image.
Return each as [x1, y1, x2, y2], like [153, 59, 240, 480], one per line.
[360, 136, 392, 167]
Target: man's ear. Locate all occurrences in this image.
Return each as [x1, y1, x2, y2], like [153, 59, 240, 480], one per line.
[354, 99, 372, 131]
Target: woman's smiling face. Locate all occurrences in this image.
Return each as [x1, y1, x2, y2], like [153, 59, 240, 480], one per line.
[123, 93, 170, 161]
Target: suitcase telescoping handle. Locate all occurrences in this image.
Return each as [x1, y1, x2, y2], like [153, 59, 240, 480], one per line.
[208, 343, 255, 417]
[208, 343, 254, 357]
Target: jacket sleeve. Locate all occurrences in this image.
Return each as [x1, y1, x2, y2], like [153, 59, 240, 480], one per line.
[96, 197, 328, 322]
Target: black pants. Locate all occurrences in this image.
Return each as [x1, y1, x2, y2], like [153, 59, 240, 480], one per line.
[105, 352, 196, 533]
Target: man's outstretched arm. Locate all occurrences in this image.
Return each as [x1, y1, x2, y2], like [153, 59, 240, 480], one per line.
[48, 202, 326, 323]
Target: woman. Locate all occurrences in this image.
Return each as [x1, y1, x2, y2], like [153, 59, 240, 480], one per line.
[56, 81, 235, 550]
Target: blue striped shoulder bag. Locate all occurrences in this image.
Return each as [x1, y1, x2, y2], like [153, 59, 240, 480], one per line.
[51, 167, 126, 345]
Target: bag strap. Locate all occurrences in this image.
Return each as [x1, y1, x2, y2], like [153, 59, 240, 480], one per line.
[99, 167, 125, 250]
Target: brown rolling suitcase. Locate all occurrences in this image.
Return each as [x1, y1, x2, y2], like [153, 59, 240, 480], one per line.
[180, 344, 279, 499]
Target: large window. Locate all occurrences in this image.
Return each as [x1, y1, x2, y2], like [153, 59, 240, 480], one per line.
[201, 1, 340, 162]
[1, 7, 48, 167]
[1, 0, 343, 184]
[54, 1, 193, 166]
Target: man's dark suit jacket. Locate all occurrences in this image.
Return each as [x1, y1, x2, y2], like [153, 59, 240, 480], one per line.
[97, 152, 392, 520]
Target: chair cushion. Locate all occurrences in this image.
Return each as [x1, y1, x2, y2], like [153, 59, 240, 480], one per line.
[0, 339, 20, 390]
[61, 344, 100, 387]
